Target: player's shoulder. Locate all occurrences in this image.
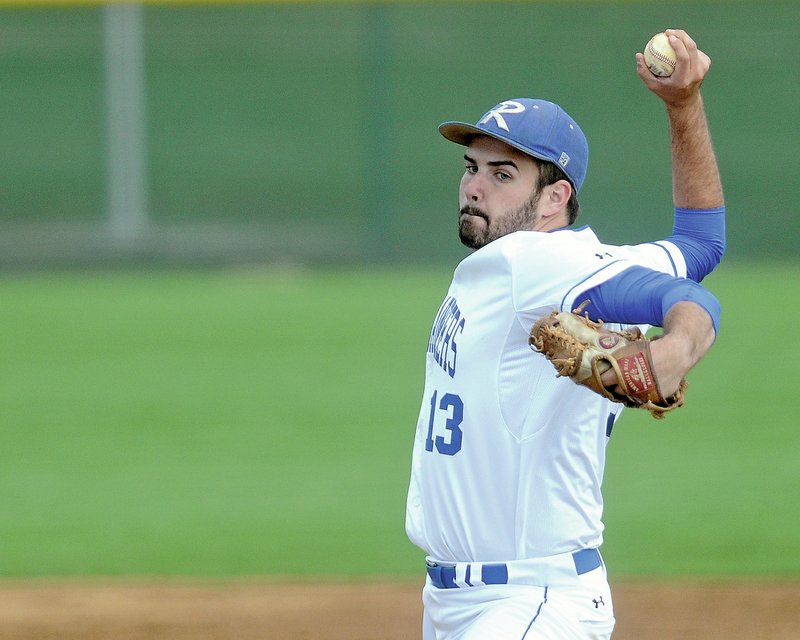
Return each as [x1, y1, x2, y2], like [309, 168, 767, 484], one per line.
[499, 226, 601, 259]
[458, 228, 604, 276]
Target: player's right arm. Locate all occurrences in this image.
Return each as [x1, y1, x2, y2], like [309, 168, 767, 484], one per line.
[637, 28, 723, 210]
[637, 29, 726, 282]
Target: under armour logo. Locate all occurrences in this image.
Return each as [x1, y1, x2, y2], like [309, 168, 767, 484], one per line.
[595, 252, 612, 259]
[479, 100, 526, 133]
[593, 596, 605, 608]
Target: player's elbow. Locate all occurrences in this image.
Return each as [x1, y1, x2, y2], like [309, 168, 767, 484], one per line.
[682, 235, 726, 282]
[708, 234, 726, 267]
[662, 282, 721, 337]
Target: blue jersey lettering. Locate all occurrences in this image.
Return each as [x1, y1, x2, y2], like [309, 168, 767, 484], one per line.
[427, 296, 466, 378]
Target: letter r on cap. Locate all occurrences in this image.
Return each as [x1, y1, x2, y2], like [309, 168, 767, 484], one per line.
[479, 100, 525, 132]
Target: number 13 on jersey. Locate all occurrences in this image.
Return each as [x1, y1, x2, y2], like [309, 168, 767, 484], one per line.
[425, 390, 464, 456]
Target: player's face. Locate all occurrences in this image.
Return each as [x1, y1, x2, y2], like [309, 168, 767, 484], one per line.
[458, 136, 543, 250]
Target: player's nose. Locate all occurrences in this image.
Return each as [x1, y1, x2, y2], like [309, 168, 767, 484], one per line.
[462, 172, 485, 202]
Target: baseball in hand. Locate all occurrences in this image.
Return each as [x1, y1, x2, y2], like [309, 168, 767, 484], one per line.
[643, 32, 677, 77]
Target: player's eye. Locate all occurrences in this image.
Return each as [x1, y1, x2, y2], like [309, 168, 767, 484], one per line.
[495, 171, 511, 182]
[465, 165, 478, 175]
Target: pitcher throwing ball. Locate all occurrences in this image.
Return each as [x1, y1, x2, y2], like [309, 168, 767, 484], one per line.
[405, 29, 725, 639]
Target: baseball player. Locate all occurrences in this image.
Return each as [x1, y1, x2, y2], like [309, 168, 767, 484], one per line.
[405, 30, 724, 639]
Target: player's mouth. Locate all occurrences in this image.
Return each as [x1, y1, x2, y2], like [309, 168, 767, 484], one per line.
[459, 205, 488, 222]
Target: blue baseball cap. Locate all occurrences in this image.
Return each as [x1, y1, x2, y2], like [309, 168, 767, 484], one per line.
[439, 98, 589, 192]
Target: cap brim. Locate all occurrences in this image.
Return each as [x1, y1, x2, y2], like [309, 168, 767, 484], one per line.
[438, 121, 486, 146]
[438, 121, 553, 170]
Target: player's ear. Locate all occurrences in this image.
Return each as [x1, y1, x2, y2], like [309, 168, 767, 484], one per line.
[539, 179, 573, 219]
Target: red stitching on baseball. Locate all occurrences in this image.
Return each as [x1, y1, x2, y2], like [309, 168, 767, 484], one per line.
[647, 42, 675, 67]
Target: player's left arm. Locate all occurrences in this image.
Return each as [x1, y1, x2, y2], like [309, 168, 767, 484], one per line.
[576, 266, 720, 399]
[576, 264, 720, 334]
[644, 299, 715, 399]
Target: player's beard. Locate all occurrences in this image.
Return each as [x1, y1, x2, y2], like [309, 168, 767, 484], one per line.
[458, 190, 541, 250]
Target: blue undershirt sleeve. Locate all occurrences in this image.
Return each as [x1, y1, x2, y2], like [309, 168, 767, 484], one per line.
[577, 265, 721, 334]
[667, 207, 726, 281]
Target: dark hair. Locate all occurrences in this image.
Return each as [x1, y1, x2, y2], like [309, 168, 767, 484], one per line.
[535, 161, 581, 225]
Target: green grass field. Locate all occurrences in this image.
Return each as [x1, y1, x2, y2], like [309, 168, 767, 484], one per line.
[1, 260, 798, 579]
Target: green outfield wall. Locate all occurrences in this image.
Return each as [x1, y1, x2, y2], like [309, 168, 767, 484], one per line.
[0, 1, 796, 266]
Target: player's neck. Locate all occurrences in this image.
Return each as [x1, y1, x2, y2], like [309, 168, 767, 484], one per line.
[532, 214, 570, 233]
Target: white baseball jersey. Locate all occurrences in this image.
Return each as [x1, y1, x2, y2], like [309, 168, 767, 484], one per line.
[405, 226, 686, 563]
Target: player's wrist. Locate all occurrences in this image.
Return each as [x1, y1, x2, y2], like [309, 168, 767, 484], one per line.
[665, 93, 705, 122]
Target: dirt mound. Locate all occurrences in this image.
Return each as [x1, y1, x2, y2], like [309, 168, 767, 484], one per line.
[0, 579, 798, 639]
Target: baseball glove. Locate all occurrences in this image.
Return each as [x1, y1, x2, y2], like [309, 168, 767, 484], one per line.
[528, 304, 687, 419]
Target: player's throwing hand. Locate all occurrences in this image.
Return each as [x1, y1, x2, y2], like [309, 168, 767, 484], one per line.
[636, 29, 711, 106]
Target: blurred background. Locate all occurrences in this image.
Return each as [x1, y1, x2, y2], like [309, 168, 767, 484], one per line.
[1, 0, 798, 584]
[1, 0, 797, 268]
